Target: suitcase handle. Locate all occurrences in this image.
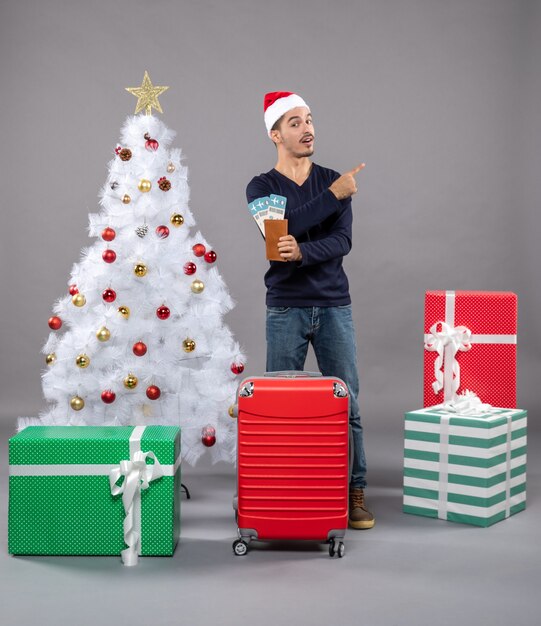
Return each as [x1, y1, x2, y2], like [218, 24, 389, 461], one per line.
[264, 370, 322, 378]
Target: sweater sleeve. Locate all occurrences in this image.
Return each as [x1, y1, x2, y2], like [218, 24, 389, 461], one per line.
[246, 176, 271, 204]
[285, 189, 343, 238]
[298, 199, 353, 267]
[246, 176, 343, 238]
[245, 176, 269, 239]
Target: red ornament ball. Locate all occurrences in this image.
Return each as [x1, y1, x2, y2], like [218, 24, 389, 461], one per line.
[69, 284, 79, 296]
[156, 305, 170, 320]
[183, 261, 197, 275]
[231, 362, 245, 375]
[192, 243, 206, 257]
[146, 385, 161, 400]
[204, 250, 217, 264]
[133, 341, 147, 357]
[102, 249, 117, 264]
[201, 425, 216, 447]
[156, 225, 170, 239]
[48, 316, 62, 330]
[102, 227, 116, 242]
[102, 288, 117, 303]
[101, 389, 116, 404]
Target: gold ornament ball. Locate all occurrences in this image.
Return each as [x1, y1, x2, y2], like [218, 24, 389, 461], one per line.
[183, 338, 196, 353]
[72, 293, 86, 307]
[75, 353, 90, 368]
[96, 326, 111, 342]
[124, 373, 138, 389]
[228, 404, 237, 419]
[45, 353, 56, 366]
[118, 305, 130, 319]
[138, 179, 152, 193]
[122, 194, 131, 204]
[167, 162, 176, 173]
[70, 396, 85, 411]
[134, 262, 147, 277]
[170, 213, 184, 227]
[191, 279, 205, 294]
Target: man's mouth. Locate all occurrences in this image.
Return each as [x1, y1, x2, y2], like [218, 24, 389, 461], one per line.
[301, 135, 314, 144]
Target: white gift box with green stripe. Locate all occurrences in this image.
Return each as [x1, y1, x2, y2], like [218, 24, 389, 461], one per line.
[9, 425, 181, 562]
[403, 406, 527, 527]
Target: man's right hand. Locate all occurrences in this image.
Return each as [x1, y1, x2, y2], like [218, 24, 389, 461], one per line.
[329, 163, 366, 200]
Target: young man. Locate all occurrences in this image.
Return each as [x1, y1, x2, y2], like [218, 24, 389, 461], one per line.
[246, 91, 374, 529]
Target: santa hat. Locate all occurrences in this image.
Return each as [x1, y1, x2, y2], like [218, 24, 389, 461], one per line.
[264, 91, 310, 136]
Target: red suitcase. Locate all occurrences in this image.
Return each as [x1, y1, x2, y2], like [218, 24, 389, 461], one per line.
[232, 372, 349, 558]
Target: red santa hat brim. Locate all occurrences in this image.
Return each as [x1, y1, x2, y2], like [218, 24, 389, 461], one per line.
[264, 92, 309, 136]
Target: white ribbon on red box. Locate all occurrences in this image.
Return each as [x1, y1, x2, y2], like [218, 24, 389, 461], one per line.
[424, 290, 516, 402]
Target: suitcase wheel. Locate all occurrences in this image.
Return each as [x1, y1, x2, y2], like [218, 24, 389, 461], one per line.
[233, 539, 248, 556]
[329, 539, 336, 557]
[329, 539, 345, 558]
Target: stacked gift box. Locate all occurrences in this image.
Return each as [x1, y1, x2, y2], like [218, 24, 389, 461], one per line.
[403, 405, 527, 527]
[8, 425, 180, 565]
[403, 290, 527, 527]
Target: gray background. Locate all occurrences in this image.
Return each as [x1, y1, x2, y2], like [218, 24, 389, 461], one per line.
[0, 1, 539, 625]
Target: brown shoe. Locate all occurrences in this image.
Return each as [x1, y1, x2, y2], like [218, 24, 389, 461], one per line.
[349, 488, 375, 529]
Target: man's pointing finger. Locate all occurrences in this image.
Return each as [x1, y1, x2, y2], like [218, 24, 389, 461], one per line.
[349, 163, 366, 176]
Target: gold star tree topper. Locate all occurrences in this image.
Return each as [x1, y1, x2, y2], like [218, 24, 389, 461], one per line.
[126, 71, 169, 115]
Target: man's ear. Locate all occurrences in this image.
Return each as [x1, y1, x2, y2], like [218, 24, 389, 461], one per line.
[270, 129, 281, 145]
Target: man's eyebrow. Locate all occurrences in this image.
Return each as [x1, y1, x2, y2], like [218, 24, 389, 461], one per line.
[286, 114, 312, 123]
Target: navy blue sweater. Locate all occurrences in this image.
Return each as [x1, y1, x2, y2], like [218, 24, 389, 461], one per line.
[246, 163, 352, 307]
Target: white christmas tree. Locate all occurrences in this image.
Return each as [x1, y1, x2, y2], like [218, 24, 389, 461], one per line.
[21, 73, 245, 465]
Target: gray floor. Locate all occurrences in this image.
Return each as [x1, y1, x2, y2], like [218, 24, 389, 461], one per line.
[0, 419, 539, 626]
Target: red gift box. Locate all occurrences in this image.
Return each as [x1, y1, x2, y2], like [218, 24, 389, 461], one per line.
[424, 290, 517, 408]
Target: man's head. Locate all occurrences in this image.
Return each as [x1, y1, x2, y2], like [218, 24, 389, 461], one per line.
[264, 91, 315, 158]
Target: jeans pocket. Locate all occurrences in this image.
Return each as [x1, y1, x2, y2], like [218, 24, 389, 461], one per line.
[267, 306, 291, 314]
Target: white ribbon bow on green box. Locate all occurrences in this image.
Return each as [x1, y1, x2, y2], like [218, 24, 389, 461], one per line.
[110, 448, 164, 567]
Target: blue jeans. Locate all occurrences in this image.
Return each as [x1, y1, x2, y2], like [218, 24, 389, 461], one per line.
[266, 305, 367, 489]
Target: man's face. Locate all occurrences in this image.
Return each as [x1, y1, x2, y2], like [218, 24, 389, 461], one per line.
[272, 106, 315, 157]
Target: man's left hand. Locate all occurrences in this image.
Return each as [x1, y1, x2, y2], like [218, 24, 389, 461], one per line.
[278, 235, 302, 262]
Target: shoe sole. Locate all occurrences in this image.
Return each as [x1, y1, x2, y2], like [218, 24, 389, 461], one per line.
[348, 519, 375, 530]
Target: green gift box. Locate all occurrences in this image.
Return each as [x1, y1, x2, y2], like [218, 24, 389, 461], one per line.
[403, 406, 527, 527]
[9, 425, 181, 563]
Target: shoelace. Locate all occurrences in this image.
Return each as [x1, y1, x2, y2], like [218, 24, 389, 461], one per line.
[350, 491, 366, 510]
